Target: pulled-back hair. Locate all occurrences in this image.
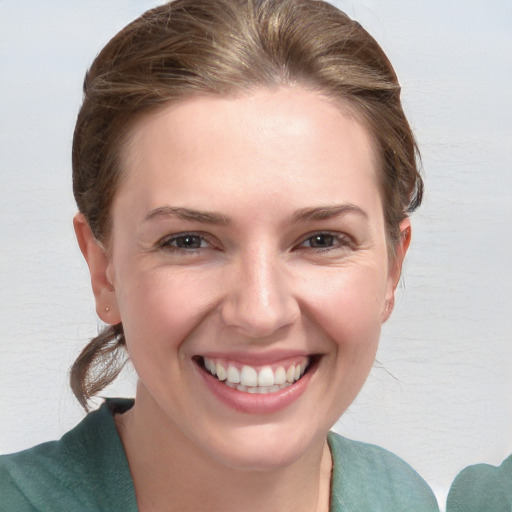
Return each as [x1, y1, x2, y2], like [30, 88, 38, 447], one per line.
[71, 0, 422, 408]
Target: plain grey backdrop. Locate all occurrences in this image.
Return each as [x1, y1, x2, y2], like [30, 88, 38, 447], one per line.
[1, 1, 511, 506]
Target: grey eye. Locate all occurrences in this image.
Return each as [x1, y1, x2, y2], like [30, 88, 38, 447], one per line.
[168, 235, 204, 249]
[305, 234, 336, 248]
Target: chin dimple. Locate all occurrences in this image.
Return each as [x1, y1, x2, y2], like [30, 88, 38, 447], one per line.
[202, 357, 310, 394]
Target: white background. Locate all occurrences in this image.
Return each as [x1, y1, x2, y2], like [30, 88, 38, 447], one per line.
[1, 0, 511, 507]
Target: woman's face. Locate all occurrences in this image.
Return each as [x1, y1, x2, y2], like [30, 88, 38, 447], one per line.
[87, 87, 408, 470]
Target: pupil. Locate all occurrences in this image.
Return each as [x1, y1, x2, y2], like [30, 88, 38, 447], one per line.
[178, 235, 200, 249]
[311, 234, 333, 248]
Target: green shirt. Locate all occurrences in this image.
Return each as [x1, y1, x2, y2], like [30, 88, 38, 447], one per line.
[446, 454, 512, 512]
[0, 399, 439, 511]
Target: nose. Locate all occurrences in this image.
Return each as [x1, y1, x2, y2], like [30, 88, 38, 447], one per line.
[220, 248, 299, 339]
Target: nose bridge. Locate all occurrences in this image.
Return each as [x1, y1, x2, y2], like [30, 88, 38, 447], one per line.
[221, 244, 298, 337]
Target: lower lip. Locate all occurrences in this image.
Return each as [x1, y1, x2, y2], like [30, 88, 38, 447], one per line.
[196, 361, 315, 414]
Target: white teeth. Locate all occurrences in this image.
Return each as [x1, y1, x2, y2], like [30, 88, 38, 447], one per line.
[286, 365, 295, 383]
[274, 366, 286, 385]
[204, 357, 215, 375]
[216, 362, 227, 381]
[257, 385, 281, 394]
[227, 365, 241, 384]
[257, 366, 274, 387]
[240, 366, 258, 387]
[203, 357, 311, 394]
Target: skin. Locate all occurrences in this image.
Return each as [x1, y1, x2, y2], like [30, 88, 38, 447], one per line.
[74, 87, 410, 512]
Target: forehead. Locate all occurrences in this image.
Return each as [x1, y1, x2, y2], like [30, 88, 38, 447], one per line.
[115, 87, 380, 214]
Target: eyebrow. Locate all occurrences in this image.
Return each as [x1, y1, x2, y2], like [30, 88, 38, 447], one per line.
[144, 206, 231, 225]
[143, 203, 367, 225]
[293, 204, 368, 222]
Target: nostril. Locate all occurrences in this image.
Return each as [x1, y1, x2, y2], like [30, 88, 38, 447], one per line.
[220, 297, 299, 339]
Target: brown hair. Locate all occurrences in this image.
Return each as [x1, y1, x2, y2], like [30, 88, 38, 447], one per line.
[71, 0, 422, 408]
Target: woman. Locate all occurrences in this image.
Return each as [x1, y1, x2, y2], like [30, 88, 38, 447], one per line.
[0, 0, 440, 510]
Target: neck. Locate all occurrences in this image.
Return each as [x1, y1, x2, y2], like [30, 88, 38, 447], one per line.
[115, 387, 332, 512]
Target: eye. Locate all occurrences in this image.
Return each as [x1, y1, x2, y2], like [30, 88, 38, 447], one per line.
[303, 233, 337, 249]
[161, 233, 209, 251]
[298, 232, 352, 250]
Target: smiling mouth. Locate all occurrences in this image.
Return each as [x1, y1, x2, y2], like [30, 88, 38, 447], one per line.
[198, 356, 314, 394]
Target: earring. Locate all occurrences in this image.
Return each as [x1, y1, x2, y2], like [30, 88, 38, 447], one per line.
[105, 307, 110, 313]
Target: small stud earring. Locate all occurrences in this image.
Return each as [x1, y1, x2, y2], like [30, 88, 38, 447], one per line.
[105, 307, 110, 313]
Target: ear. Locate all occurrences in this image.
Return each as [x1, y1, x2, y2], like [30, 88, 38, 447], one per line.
[381, 218, 412, 322]
[73, 213, 121, 325]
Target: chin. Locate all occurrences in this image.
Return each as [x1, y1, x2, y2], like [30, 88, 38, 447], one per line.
[202, 424, 324, 472]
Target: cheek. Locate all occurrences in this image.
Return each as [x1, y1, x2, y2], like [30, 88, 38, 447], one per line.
[300, 262, 387, 349]
[116, 266, 218, 357]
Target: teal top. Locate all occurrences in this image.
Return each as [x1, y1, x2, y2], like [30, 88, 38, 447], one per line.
[446, 454, 512, 512]
[0, 399, 439, 512]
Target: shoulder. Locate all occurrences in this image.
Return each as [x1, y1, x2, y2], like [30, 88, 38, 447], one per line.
[328, 431, 439, 512]
[0, 399, 137, 512]
[0, 436, 82, 512]
[446, 454, 512, 512]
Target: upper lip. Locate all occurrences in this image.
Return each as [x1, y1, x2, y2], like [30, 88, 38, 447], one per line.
[196, 349, 315, 366]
